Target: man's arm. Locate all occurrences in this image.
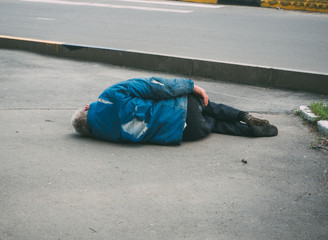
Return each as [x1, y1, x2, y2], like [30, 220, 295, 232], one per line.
[127, 77, 208, 105]
[111, 77, 195, 100]
[101, 77, 208, 105]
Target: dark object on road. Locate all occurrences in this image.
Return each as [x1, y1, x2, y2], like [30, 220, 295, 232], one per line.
[217, 0, 260, 7]
[241, 159, 248, 164]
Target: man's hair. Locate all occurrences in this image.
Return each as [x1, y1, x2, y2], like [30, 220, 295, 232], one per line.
[71, 108, 91, 137]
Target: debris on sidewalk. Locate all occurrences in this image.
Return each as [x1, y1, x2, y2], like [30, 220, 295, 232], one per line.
[311, 137, 328, 152]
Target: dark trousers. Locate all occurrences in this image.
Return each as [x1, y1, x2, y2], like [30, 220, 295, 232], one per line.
[183, 94, 253, 141]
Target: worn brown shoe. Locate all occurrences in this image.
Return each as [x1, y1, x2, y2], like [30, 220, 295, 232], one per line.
[244, 114, 270, 126]
[251, 124, 278, 137]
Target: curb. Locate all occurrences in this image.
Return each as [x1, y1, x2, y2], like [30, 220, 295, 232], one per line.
[299, 106, 328, 136]
[181, 0, 328, 12]
[1, 35, 328, 94]
[300, 106, 319, 122]
[318, 121, 328, 136]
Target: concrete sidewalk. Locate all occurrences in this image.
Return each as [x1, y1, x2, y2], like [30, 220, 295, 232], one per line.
[1, 49, 327, 240]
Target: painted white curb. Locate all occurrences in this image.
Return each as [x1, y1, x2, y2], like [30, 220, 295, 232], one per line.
[299, 106, 318, 122]
[317, 121, 328, 136]
[299, 106, 328, 137]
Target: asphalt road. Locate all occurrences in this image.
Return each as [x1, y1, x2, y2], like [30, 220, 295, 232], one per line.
[1, 49, 328, 240]
[1, 0, 328, 73]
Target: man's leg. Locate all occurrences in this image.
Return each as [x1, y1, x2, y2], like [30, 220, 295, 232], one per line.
[183, 95, 278, 140]
[183, 95, 252, 139]
[204, 100, 277, 137]
[204, 101, 270, 126]
[212, 120, 254, 136]
[212, 121, 278, 137]
[204, 101, 243, 122]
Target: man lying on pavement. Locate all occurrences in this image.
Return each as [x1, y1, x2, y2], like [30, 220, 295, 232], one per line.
[72, 77, 277, 145]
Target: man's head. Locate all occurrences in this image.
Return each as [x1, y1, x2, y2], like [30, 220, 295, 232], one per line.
[71, 105, 91, 137]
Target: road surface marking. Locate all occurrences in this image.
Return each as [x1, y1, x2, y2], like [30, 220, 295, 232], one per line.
[119, 0, 222, 8]
[35, 17, 55, 20]
[21, 0, 193, 13]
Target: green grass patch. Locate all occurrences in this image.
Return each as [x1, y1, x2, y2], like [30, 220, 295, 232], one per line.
[310, 102, 328, 121]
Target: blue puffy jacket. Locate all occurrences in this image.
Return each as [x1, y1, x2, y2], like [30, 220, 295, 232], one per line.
[87, 77, 194, 145]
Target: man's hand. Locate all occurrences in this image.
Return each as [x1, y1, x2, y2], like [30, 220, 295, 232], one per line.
[193, 85, 208, 106]
[84, 104, 90, 111]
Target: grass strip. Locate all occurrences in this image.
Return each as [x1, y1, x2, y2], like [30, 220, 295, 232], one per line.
[310, 102, 328, 121]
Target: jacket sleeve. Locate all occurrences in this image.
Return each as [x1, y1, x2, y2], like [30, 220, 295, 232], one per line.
[108, 77, 194, 100]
